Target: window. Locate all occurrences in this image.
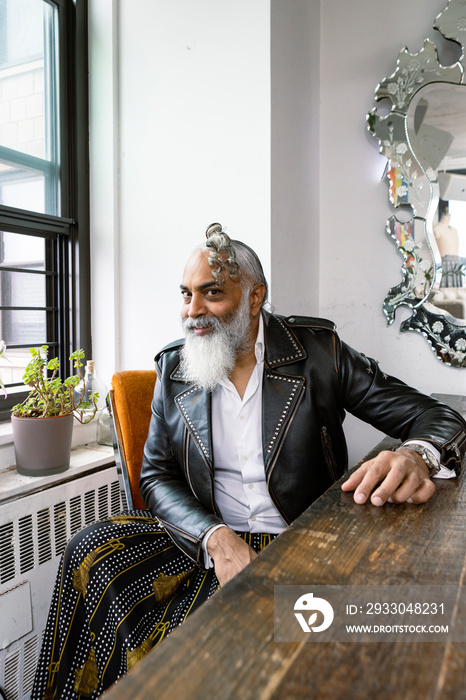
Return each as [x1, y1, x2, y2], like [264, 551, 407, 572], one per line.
[0, 0, 90, 420]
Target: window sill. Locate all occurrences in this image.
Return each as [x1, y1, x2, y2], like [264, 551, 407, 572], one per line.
[0, 417, 115, 504]
[0, 441, 115, 505]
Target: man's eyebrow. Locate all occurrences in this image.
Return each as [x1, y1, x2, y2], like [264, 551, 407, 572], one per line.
[180, 281, 222, 292]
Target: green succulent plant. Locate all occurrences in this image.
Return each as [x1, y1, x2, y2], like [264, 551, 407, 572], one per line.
[11, 346, 98, 422]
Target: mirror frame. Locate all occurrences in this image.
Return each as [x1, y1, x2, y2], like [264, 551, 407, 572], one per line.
[367, 0, 466, 367]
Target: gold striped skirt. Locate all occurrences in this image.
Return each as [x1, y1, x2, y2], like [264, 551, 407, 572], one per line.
[31, 512, 274, 699]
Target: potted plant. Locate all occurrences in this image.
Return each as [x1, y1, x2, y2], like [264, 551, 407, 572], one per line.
[11, 346, 99, 476]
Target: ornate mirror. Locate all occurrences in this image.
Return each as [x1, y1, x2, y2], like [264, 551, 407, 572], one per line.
[368, 0, 466, 367]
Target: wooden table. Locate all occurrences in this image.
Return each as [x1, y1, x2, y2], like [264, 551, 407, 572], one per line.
[103, 400, 466, 700]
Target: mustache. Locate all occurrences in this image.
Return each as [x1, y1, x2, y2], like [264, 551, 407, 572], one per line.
[183, 316, 222, 332]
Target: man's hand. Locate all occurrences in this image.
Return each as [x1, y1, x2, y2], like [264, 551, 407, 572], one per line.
[341, 447, 436, 506]
[206, 527, 257, 587]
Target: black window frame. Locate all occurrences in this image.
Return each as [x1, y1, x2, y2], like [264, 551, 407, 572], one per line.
[0, 0, 90, 421]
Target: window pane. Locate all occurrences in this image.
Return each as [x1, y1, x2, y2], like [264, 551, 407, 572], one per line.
[0, 170, 46, 213]
[0, 0, 59, 215]
[0, 271, 46, 307]
[0, 0, 43, 66]
[0, 230, 49, 348]
[0, 230, 46, 270]
[0, 309, 47, 345]
[0, 348, 36, 395]
[0, 0, 89, 421]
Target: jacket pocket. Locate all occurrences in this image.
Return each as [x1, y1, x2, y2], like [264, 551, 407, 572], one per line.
[321, 426, 338, 483]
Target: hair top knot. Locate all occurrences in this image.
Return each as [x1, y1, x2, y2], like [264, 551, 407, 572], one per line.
[204, 223, 240, 280]
[199, 222, 269, 308]
[205, 223, 223, 240]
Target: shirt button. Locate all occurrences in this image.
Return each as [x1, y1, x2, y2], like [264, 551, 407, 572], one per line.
[239, 415, 245, 421]
[248, 484, 254, 489]
[242, 455, 248, 462]
[250, 516, 257, 522]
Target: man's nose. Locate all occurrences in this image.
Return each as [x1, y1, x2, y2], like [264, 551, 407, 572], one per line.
[187, 292, 207, 317]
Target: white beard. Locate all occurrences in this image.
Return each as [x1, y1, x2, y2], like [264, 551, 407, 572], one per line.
[180, 291, 253, 391]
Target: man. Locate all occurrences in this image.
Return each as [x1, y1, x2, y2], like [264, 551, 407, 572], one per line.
[140, 223, 465, 586]
[32, 224, 466, 699]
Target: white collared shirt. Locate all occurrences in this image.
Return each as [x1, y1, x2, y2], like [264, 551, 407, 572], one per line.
[210, 314, 287, 534]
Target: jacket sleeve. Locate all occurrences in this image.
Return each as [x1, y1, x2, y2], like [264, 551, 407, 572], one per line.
[139, 361, 225, 567]
[337, 338, 466, 471]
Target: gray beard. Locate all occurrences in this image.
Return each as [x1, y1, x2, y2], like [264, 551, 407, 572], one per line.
[179, 291, 253, 391]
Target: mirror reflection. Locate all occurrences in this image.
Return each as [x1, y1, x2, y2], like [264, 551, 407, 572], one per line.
[407, 83, 466, 321]
[367, 0, 466, 367]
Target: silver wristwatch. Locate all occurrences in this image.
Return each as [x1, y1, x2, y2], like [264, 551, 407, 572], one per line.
[401, 444, 441, 477]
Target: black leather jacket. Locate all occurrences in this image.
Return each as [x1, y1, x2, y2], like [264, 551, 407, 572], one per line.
[140, 313, 466, 566]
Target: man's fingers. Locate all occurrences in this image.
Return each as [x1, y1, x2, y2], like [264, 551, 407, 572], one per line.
[208, 529, 258, 587]
[406, 478, 436, 504]
[365, 460, 412, 505]
[381, 468, 433, 504]
[344, 453, 391, 504]
[341, 448, 436, 506]
[341, 463, 368, 491]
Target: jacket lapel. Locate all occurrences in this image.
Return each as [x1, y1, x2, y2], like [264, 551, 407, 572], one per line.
[173, 383, 213, 471]
[262, 370, 305, 470]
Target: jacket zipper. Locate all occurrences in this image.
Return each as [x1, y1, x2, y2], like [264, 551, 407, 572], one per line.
[431, 427, 466, 471]
[321, 425, 338, 483]
[183, 429, 196, 495]
[266, 383, 305, 523]
[183, 428, 221, 517]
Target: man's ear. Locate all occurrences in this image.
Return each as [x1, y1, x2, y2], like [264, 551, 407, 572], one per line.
[250, 283, 266, 317]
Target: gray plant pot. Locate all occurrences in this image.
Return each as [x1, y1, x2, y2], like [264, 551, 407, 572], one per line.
[12, 414, 74, 476]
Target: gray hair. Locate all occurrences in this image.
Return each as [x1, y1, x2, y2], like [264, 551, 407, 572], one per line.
[202, 223, 269, 306]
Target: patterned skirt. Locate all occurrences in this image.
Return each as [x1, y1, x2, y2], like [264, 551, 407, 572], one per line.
[31, 511, 275, 700]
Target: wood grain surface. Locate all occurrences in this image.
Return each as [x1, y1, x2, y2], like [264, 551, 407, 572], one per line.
[103, 408, 466, 700]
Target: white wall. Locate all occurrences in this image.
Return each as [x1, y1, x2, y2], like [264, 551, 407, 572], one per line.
[89, 0, 272, 386]
[318, 0, 466, 459]
[89, 0, 466, 465]
[270, 0, 320, 316]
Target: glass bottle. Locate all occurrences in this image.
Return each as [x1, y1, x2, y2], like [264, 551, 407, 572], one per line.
[75, 360, 107, 419]
[96, 395, 114, 446]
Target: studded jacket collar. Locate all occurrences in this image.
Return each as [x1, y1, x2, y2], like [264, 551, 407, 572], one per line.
[140, 312, 466, 567]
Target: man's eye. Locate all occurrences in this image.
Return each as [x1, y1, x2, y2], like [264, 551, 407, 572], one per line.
[206, 289, 221, 297]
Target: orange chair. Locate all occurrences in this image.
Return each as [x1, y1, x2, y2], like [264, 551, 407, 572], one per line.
[110, 370, 157, 511]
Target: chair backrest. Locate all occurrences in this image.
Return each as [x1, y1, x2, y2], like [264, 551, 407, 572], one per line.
[110, 370, 157, 511]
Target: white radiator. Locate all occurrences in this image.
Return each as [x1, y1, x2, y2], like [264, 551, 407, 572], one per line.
[0, 466, 123, 700]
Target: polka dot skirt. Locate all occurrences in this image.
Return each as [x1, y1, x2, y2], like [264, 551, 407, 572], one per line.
[31, 511, 274, 699]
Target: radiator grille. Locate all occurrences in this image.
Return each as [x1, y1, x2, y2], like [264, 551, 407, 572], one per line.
[18, 517, 34, 575]
[4, 649, 20, 700]
[0, 478, 121, 585]
[0, 466, 122, 700]
[53, 502, 67, 557]
[37, 510, 51, 566]
[69, 495, 82, 537]
[20, 637, 38, 696]
[0, 523, 14, 585]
